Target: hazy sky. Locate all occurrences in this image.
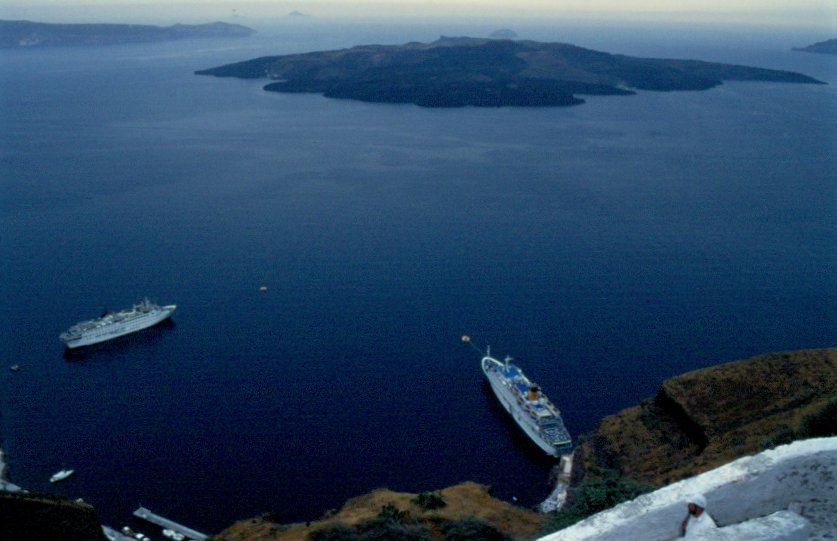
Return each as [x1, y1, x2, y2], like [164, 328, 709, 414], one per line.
[2, 0, 836, 29]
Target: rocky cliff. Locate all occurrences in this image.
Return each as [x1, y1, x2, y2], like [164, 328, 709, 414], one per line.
[580, 348, 836, 486]
[0, 491, 107, 541]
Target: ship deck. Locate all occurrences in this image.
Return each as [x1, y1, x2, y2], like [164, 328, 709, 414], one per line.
[484, 356, 572, 447]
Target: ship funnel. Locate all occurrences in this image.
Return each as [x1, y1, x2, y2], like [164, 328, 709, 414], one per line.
[528, 386, 539, 401]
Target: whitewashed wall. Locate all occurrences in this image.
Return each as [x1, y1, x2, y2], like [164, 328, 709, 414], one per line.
[537, 437, 837, 541]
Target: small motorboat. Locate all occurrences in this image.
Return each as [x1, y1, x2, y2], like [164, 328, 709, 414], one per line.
[49, 469, 74, 483]
[10, 364, 20, 372]
[163, 529, 186, 541]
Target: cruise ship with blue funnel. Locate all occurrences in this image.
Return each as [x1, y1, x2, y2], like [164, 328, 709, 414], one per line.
[474, 341, 572, 457]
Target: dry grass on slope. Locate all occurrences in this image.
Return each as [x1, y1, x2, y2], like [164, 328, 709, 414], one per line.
[587, 348, 836, 485]
[663, 348, 836, 438]
[212, 482, 547, 541]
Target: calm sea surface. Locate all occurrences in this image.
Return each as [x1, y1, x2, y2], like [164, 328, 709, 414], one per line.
[1, 21, 835, 533]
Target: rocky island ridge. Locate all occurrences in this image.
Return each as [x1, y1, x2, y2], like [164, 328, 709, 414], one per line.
[0, 19, 254, 47]
[196, 36, 826, 108]
[793, 37, 837, 55]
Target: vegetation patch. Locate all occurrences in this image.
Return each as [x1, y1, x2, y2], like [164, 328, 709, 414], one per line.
[213, 483, 545, 541]
[540, 469, 652, 535]
[442, 518, 512, 541]
[762, 395, 837, 449]
[306, 512, 512, 541]
[413, 492, 447, 512]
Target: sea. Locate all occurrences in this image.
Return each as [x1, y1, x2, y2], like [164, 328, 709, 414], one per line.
[0, 19, 835, 534]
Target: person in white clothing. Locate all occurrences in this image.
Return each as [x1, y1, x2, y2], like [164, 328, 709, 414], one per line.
[680, 493, 717, 537]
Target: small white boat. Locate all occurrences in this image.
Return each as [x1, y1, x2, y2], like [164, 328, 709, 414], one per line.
[49, 469, 74, 483]
[163, 529, 186, 541]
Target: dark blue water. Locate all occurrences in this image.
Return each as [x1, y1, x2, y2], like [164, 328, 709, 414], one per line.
[1, 22, 835, 533]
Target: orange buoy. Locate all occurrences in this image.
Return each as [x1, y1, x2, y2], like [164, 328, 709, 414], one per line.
[461, 335, 470, 342]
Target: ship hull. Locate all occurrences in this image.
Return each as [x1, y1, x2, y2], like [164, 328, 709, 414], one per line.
[62, 305, 176, 349]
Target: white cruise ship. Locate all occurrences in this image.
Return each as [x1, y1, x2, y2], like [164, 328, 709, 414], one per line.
[60, 299, 176, 349]
[481, 348, 572, 457]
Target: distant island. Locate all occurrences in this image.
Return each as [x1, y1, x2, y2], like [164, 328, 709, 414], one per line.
[195, 36, 825, 108]
[0, 20, 254, 48]
[793, 38, 837, 55]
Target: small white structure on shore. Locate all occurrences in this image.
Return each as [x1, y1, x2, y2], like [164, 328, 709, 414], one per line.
[540, 453, 574, 512]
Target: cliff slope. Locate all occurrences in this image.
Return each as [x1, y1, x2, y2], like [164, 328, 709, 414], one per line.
[0, 491, 107, 541]
[581, 348, 836, 485]
[212, 482, 546, 541]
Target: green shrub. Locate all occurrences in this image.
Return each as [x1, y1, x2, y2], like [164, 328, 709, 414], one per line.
[760, 397, 837, 450]
[539, 508, 588, 534]
[797, 397, 837, 439]
[356, 517, 429, 541]
[761, 424, 796, 450]
[442, 518, 511, 541]
[413, 491, 447, 511]
[540, 470, 652, 535]
[376, 503, 408, 523]
[307, 523, 359, 541]
[308, 516, 431, 541]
